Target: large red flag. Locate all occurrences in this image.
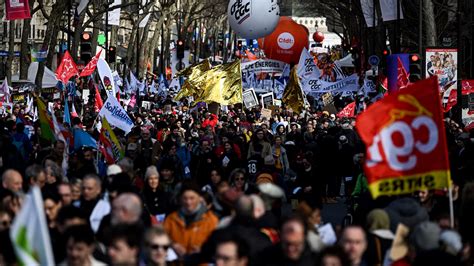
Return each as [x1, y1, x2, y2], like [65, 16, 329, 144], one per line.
[356, 77, 450, 198]
[5, 0, 31, 20]
[56, 51, 79, 84]
[80, 50, 102, 77]
[337, 102, 356, 118]
[94, 84, 103, 112]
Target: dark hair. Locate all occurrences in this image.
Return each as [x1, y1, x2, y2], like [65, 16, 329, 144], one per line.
[42, 189, 61, 204]
[57, 205, 88, 226]
[106, 224, 143, 249]
[318, 246, 351, 266]
[281, 214, 308, 236]
[64, 224, 95, 246]
[215, 232, 250, 260]
[178, 181, 201, 198]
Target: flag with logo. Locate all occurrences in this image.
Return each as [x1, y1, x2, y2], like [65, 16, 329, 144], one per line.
[356, 77, 450, 198]
[56, 51, 79, 84]
[337, 102, 356, 118]
[80, 50, 102, 77]
[10, 186, 54, 266]
[97, 58, 116, 97]
[5, 0, 31, 20]
[297, 47, 320, 81]
[98, 94, 134, 134]
[94, 84, 104, 113]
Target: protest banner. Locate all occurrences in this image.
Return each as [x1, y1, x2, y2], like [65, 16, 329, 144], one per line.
[356, 77, 451, 198]
[242, 88, 259, 109]
[241, 59, 288, 73]
[98, 95, 133, 134]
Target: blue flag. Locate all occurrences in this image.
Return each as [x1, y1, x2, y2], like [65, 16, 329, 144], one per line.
[63, 96, 71, 125]
[73, 129, 97, 150]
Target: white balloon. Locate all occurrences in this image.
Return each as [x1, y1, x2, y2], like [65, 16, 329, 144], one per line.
[228, 0, 280, 39]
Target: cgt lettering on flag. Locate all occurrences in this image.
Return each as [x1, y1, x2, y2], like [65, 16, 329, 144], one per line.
[356, 77, 451, 198]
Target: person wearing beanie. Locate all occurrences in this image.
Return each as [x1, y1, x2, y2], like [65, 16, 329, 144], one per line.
[141, 166, 173, 224]
[363, 209, 394, 266]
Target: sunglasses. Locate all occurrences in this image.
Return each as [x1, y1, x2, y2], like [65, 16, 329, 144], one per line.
[149, 244, 170, 251]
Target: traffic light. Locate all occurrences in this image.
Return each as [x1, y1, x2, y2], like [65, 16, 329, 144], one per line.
[409, 53, 422, 82]
[176, 39, 184, 59]
[80, 32, 92, 64]
[108, 46, 116, 62]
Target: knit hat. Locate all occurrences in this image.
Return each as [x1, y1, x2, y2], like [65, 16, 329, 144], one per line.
[256, 173, 274, 185]
[258, 183, 284, 198]
[145, 165, 159, 180]
[366, 209, 390, 231]
[409, 221, 441, 252]
[385, 197, 429, 233]
[440, 230, 462, 255]
[107, 164, 122, 176]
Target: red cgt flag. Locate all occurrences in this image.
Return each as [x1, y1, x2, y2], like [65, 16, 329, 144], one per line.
[397, 57, 409, 90]
[337, 101, 356, 118]
[356, 76, 451, 198]
[80, 50, 102, 77]
[56, 51, 79, 84]
[5, 0, 31, 20]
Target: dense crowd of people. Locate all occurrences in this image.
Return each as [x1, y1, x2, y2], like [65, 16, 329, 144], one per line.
[0, 92, 474, 266]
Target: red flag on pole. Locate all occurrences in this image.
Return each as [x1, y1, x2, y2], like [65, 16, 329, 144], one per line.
[80, 50, 102, 77]
[56, 51, 79, 84]
[337, 102, 356, 118]
[397, 57, 409, 90]
[356, 76, 451, 198]
[5, 0, 31, 20]
[94, 84, 103, 112]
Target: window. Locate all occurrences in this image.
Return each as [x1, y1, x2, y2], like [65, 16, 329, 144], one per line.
[33, 25, 35, 38]
[37, 30, 40, 39]
[41, 30, 45, 38]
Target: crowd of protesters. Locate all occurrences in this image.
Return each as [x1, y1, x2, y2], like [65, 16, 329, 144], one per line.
[0, 91, 474, 266]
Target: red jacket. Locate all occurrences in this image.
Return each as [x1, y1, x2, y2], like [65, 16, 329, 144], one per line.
[202, 114, 218, 129]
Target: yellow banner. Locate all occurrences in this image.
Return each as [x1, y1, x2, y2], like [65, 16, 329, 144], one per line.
[368, 170, 451, 198]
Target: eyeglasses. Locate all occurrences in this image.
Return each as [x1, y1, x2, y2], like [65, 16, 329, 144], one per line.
[149, 244, 170, 251]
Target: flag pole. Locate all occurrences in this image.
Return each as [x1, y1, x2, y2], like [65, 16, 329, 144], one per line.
[448, 184, 454, 228]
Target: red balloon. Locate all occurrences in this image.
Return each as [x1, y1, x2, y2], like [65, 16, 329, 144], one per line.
[300, 24, 309, 36]
[259, 17, 309, 65]
[313, 31, 325, 43]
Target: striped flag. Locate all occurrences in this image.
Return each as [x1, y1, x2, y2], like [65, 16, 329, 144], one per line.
[99, 117, 124, 164]
[36, 97, 55, 142]
[10, 186, 55, 266]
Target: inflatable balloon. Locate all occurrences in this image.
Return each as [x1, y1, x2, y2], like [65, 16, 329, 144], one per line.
[313, 31, 325, 43]
[300, 24, 309, 36]
[259, 17, 309, 65]
[228, 0, 280, 39]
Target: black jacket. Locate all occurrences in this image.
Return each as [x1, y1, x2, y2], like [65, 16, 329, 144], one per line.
[256, 242, 317, 266]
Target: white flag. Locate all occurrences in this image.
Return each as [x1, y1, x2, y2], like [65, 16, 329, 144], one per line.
[108, 0, 122, 26]
[10, 186, 55, 266]
[380, 0, 403, 21]
[297, 47, 320, 81]
[360, 0, 378, 27]
[0, 78, 11, 103]
[149, 80, 157, 94]
[99, 95, 134, 134]
[97, 58, 116, 97]
[77, 0, 89, 14]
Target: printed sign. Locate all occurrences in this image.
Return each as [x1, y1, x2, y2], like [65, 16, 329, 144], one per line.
[242, 88, 259, 109]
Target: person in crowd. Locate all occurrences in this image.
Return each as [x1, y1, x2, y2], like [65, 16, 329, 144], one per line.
[163, 182, 218, 257]
[214, 233, 250, 266]
[60, 224, 106, 266]
[75, 174, 110, 232]
[137, 128, 163, 169]
[24, 164, 46, 190]
[1, 169, 23, 194]
[229, 168, 257, 195]
[142, 165, 172, 223]
[58, 183, 74, 206]
[70, 178, 82, 202]
[318, 246, 351, 266]
[363, 209, 394, 266]
[247, 128, 272, 160]
[106, 224, 143, 266]
[340, 226, 367, 266]
[257, 215, 317, 265]
[143, 226, 176, 266]
[296, 201, 324, 252]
